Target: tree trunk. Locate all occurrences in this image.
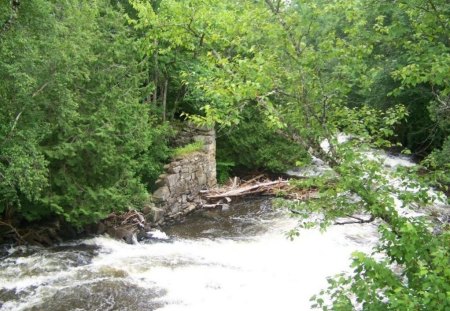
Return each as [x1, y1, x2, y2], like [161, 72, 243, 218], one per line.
[162, 78, 168, 122]
[153, 39, 159, 105]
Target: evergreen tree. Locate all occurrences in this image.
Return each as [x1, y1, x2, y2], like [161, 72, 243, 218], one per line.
[0, 0, 170, 227]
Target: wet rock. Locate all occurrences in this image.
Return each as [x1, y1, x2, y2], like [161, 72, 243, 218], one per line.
[96, 222, 106, 234]
[29, 280, 165, 311]
[106, 227, 137, 244]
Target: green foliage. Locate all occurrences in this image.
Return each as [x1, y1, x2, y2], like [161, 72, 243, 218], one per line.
[343, 0, 450, 155]
[216, 160, 235, 185]
[217, 107, 310, 173]
[130, 1, 449, 309]
[172, 140, 204, 158]
[0, 0, 170, 227]
[422, 136, 450, 191]
[282, 137, 449, 310]
[313, 221, 450, 311]
[1, 0, 449, 307]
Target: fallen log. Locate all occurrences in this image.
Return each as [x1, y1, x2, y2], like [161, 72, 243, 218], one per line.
[202, 203, 224, 209]
[206, 180, 288, 199]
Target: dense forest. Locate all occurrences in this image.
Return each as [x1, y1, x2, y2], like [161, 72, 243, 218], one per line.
[1, 0, 449, 309]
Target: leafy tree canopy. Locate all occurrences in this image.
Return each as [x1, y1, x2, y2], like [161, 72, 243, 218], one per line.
[131, 0, 449, 309]
[0, 0, 448, 308]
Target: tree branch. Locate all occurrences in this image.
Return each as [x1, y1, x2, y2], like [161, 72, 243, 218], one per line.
[31, 81, 50, 98]
[426, 0, 449, 31]
[0, 220, 26, 244]
[264, 0, 303, 55]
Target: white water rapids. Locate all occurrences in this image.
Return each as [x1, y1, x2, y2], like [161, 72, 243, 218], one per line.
[0, 154, 445, 311]
[0, 205, 379, 311]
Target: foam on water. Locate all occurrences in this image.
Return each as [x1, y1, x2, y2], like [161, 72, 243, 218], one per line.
[0, 208, 379, 311]
[83, 219, 378, 311]
[1, 148, 446, 311]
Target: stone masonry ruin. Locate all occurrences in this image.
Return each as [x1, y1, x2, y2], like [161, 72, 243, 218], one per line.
[149, 124, 217, 225]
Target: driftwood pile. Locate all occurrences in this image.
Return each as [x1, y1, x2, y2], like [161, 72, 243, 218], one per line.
[0, 220, 64, 246]
[0, 210, 150, 246]
[98, 210, 149, 243]
[201, 175, 318, 209]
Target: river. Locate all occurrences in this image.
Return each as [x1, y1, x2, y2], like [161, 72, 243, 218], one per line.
[0, 153, 444, 311]
[0, 198, 380, 311]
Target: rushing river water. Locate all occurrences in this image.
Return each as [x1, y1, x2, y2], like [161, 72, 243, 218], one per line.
[1, 151, 446, 311]
[0, 198, 380, 311]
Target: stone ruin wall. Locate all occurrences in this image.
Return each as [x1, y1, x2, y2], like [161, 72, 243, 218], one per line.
[148, 124, 217, 225]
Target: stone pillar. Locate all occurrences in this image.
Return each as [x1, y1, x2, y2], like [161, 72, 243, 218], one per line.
[148, 124, 216, 225]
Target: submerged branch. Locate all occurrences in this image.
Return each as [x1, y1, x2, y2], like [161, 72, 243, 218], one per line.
[334, 215, 375, 225]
